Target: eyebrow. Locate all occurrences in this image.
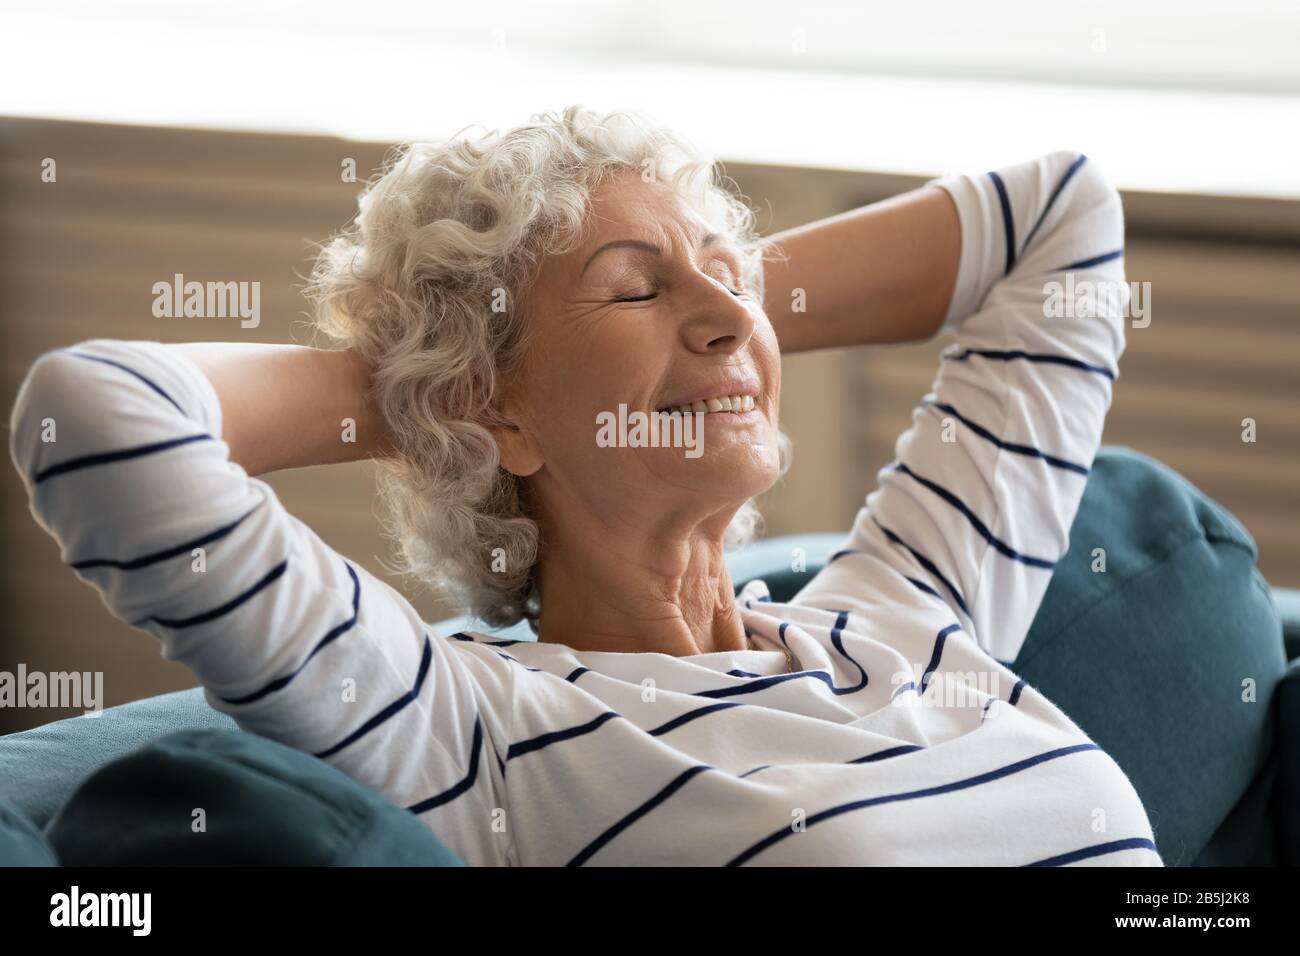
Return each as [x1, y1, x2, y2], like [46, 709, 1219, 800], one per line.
[580, 230, 721, 277]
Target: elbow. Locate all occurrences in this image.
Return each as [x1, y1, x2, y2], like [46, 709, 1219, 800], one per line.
[9, 349, 85, 483]
[1068, 151, 1127, 256]
[1035, 151, 1129, 361]
[1071, 155, 1129, 356]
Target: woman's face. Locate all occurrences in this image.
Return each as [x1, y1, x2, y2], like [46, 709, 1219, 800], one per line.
[494, 168, 783, 536]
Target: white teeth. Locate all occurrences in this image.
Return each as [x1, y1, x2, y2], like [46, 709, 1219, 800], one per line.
[659, 395, 757, 414]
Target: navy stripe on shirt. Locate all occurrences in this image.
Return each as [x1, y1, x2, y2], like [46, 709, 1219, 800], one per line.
[1023, 836, 1159, 867]
[944, 347, 1117, 381]
[866, 517, 974, 622]
[511, 665, 867, 767]
[827, 610, 869, 694]
[220, 561, 363, 705]
[905, 576, 943, 600]
[889, 461, 1058, 570]
[139, 557, 289, 629]
[1008, 678, 1027, 707]
[508, 710, 620, 761]
[726, 742, 1102, 865]
[850, 744, 925, 764]
[1020, 153, 1087, 255]
[694, 668, 829, 699]
[571, 738, 934, 865]
[568, 765, 713, 866]
[698, 618, 872, 698]
[1060, 248, 1124, 271]
[315, 634, 435, 760]
[34, 433, 212, 485]
[650, 701, 745, 736]
[408, 716, 487, 815]
[494, 651, 544, 673]
[71, 504, 262, 571]
[63, 350, 187, 416]
[919, 623, 963, 696]
[923, 400, 1090, 476]
[449, 633, 523, 647]
[988, 170, 1017, 275]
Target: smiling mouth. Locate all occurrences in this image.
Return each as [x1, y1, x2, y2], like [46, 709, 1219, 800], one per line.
[655, 394, 756, 415]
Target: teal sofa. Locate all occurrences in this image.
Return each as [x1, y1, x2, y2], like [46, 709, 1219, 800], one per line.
[2, 447, 1297, 866]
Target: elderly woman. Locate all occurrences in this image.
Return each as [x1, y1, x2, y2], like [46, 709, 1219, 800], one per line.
[11, 106, 1159, 866]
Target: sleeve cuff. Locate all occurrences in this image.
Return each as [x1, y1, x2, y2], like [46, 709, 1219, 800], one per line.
[929, 171, 998, 334]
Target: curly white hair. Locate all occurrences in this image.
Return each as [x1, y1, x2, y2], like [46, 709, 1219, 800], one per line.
[306, 105, 791, 631]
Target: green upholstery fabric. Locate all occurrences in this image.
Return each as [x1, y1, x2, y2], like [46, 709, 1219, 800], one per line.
[0, 689, 236, 829]
[44, 728, 464, 866]
[0, 795, 58, 866]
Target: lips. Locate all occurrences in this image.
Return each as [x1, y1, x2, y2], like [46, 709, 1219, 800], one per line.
[654, 371, 761, 413]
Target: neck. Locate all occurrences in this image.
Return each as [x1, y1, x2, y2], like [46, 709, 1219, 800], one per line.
[532, 511, 749, 658]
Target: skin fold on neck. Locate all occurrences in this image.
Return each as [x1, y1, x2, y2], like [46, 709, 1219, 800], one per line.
[531, 505, 751, 658]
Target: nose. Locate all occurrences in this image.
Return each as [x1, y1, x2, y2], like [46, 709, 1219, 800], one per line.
[678, 272, 758, 355]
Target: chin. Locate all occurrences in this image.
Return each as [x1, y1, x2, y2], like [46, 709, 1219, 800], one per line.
[675, 437, 782, 500]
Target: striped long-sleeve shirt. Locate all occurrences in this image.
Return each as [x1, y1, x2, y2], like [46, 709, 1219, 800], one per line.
[10, 150, 1161, 866]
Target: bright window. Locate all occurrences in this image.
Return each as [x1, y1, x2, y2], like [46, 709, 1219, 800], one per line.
[4, 0, 1298, 196]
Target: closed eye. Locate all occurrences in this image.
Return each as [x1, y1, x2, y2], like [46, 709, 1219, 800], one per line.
[612, 286, 746, 304]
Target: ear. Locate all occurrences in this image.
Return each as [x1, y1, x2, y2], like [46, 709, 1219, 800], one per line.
[488, 397, 544, 477]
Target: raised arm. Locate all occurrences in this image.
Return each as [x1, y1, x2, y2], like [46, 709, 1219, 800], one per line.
[166, 342, 389, 476]
[787, 152, 1128, 663]
[760, 184, 961, 352]
[9, 339, 514, 865]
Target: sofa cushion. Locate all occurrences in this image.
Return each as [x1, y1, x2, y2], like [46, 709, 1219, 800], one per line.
[0, 688, 236, 829]
[44, 728, 464, 866]
[0, 795, 58, 866]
